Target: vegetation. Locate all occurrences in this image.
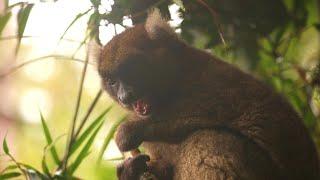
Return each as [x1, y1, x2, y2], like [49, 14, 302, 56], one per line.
[0, 0, 319, 179]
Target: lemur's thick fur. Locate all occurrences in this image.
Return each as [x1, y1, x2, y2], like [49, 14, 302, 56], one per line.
[98, 10, 320, 180]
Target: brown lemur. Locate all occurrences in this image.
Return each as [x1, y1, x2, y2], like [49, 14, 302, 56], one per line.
[97, 10, 320, 180]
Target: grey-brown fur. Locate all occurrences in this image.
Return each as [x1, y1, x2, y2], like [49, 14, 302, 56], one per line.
[98, 11, 320, 180]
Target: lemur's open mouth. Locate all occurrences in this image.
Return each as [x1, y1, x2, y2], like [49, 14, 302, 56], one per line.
[132, 99, 150, 116]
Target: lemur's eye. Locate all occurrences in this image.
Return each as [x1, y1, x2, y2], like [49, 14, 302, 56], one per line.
[107, 78, 117, 86]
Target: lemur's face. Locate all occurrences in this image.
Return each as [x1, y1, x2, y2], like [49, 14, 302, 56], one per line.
[98, 24, 183, 117]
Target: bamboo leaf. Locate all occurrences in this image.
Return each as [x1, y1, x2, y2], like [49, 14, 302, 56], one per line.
[2, 134, 10, 155]
[16, 4, 34, 53]
[40, 111, 60, 165]
[0, 13, 12, 35]
[0, 165, 18, 174]
[314, 23, 320, 31]
[17, 4, 33, 37]
[70, 106, 112, 156]
[0, 172, 21, 179]
[41, 158, 51, 177]
[25, 170, 49, 180]
[97, 114, 127, 164]
[68, 122, 104, 175]
[90, 0, 101, 7]
[19, 163, 49, 179]
[19, 164, 40, 174]
[103, 11, 123, 24]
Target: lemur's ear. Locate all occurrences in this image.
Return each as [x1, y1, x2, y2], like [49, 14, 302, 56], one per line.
[145, 9, 176, 40]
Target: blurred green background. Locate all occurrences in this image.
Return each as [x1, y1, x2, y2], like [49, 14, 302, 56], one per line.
[0, 0, 319, 179]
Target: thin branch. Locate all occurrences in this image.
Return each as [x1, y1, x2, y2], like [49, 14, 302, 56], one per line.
[58, 8, 93, 44]
[104, 157, 124, 161]
[71, 33, 93, 58]
[0, 35, 39, 41]
[42, 134, 66, 178]
[0, 35, 87, 44]
[43, 134, 67, 155]
[195, 0, 226, 45]
[61, 48, 90, 172]
[73, 89, 103, 138]
[0, 55, 94, 79]
[6, 154, 28, 179]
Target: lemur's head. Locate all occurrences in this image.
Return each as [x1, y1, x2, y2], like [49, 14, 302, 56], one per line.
[98, 9, 187, 117]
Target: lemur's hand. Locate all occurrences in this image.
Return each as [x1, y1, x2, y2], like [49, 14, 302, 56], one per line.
[117, 154, 150, 180]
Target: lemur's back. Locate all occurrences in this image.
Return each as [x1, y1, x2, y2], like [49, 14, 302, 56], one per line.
[143, 53, 320, 179]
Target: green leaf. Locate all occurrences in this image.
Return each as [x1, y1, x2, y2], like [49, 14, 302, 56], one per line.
[68, 122, 104, 175]
[41, 157, 51, 177]
[303, 108, 317, 128]
[16, 4, 34, 53]
[40, 111, 60, 165]
[0, 13, 11, 35]
[0, 172, 21, 179]
[2, 134, 10, 155]
[103, 11, 123, 24]
[19, 164, 40, 174]
[173, 0, 185, 11]
[71, 33, 91, 57]
[314, 23, 320, 31]
[70, 106, 112, 156]
[19, 163, 49, 179]
[17, 4, 33, 37]
[97, 114, 127, 164]
[90, 0, 101, 7]
[59, 8, 92, 42]
[0, 165, 18, 174]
